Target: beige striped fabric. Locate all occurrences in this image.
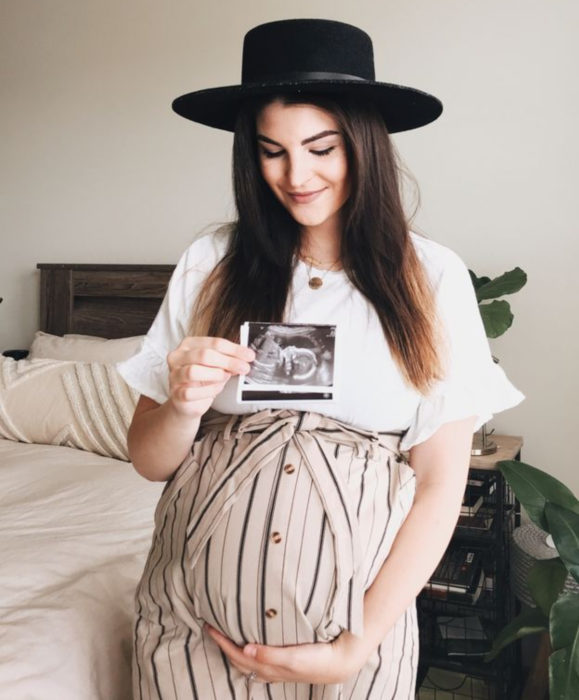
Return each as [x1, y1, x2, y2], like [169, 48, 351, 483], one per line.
[133, 408, 418, 700]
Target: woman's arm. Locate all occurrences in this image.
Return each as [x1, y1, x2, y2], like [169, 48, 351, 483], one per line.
[207, 414, 477, 683]
[355, 414, 477, 657]
[127, 395, 203, 481]
[127, 337, 255, 481]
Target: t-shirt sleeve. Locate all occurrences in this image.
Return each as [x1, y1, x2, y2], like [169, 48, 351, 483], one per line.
[399, 250, 524, 451]
[115, 243, 205, 405]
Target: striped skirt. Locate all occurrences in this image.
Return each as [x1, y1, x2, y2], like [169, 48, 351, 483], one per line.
[133, 409, 418, 700]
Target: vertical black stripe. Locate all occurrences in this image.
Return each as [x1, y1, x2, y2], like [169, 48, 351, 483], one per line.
[163, 492, 183, 616]
[204, 539, 221, 627]
[184, 629, 199, 700]
[148, 506, 173, 700]
[133, 605, 144, 699]
[356, 452, 370, 518]
[347, 577, 353, 631]
[367, 455, 393, 580]
[218, 648, 236, 699]
[303, 515, 327, 615]
[365, 644, 383, 699]
[236, 472, 261, 643]
[311, 434, 353, 535]
[390, 605, 409, 699]
[164, 495, 183, 698]
[410, 603, 418, 697]
[200, 631, 220, 699]
[180, 434, 227, 613]
[293, 478, 315, 640]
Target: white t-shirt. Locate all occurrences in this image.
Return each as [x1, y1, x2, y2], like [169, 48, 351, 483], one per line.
[116, 226, 524, 451]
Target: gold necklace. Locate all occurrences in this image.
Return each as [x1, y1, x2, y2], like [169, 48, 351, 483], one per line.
[300, 254, 342, 290]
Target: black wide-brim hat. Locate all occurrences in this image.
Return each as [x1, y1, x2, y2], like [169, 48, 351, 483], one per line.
[172, 19, 443, 134]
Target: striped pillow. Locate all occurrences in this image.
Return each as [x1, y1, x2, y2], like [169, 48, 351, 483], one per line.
[0, 357, 138, 461]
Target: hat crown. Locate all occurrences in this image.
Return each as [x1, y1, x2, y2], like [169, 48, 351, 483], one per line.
[241, 19, 375, 84]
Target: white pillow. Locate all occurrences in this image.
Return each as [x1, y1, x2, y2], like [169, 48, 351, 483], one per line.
[0, 357, 138, 460]
[28, 331, 144, 363]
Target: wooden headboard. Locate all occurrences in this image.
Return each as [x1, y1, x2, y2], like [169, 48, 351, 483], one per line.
[37, 264, 175, 339]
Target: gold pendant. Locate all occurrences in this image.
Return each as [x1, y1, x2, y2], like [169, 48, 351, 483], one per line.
[308, 276, 323, 289]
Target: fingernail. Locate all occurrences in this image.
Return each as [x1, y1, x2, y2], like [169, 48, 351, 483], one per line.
[243, 644, 257, 658]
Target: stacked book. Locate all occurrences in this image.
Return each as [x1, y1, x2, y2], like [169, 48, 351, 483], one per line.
[457, 473, 497, 531]
[424, 545, 485, 604]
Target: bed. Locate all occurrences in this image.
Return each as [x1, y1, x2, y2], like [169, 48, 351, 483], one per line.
[0, 263, 174, 699]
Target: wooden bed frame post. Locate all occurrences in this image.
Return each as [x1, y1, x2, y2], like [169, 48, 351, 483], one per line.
[39, 268, 73, 336]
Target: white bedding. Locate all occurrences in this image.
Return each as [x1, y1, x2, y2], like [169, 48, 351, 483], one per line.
[0, 439, 164, 700]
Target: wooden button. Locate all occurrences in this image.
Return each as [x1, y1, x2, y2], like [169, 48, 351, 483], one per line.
[265, 608, 277, 619]
[283, 464, 295, 474]
[271, 532, 282, 544]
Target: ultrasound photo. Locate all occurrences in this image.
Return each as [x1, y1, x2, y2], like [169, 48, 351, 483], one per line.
[237, 322, 337, 402]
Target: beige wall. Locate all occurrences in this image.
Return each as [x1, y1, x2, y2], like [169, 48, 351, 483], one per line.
[1, 1, 578, 491]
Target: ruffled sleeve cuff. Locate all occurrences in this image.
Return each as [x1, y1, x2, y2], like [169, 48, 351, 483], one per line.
[399, 360, 525, 452]
[115, 338, 170, 406]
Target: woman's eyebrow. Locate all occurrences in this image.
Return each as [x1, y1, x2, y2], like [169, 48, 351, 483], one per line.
[257, 130, 340, 147]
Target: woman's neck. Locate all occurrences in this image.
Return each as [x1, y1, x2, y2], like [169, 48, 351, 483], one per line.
[299, 225, 342, 266]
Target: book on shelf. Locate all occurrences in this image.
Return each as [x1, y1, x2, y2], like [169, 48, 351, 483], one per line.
[424, 547, 485, 604]
[456, 507, 495, 532]
[460, 474, 497, 516]
[467, 472, 497, 489]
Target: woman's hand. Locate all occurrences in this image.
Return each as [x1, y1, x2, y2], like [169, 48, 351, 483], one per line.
[167, 337, 255, 418]
[204, 624, 372, 685]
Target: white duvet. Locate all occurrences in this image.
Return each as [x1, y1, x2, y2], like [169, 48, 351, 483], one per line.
[0, 440, 164, 700]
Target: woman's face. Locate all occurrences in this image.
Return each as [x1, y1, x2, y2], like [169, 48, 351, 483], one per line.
[255, 101, 350, 237]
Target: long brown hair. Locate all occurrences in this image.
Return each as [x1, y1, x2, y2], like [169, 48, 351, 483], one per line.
[190, 94, 443, 393]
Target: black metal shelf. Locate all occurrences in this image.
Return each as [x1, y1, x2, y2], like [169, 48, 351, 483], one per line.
[416, 448, 522, 700]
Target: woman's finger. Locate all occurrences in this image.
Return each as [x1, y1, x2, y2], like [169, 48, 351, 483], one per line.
[174, 364, 231, 384]
[170, 347, 251, 375]
[181, 336, 255, 363]
[172, 379, 229, 403]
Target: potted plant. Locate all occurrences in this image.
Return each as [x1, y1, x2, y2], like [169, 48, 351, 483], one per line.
[486, 460, 579, 699]
[468, 267, 527, 454]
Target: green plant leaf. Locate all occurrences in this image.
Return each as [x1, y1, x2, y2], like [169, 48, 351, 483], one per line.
[479, 300, 513, 338]
[468, 269, 491, 291]
[551, 593, 579, 651]
[485, 607, 547, 661]
[497, 460, 579, 531]
[550, 648, 579, 700]
[475, 267, 527, 301]
[546, 503, 579, 584]
[528, 558, 569, 615]
[550, 594, 579, 698]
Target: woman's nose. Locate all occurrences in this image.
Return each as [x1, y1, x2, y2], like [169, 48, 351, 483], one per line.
[286, 155, 311, 188]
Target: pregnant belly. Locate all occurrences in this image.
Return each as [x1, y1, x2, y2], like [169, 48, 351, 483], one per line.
[190, 464, 339, 647]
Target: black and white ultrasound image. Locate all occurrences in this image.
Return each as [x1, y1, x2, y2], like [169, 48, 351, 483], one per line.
[238, 322, 337, 402]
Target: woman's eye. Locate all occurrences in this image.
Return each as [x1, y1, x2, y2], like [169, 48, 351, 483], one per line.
[311, 146, 335, 157]
[260, 149, 284, 159]
[260, 146, 336, 159]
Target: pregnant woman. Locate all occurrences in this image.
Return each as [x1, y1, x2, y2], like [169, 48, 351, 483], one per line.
[117, 18, 524, 700]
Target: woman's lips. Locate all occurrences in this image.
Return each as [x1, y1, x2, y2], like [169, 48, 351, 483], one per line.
[287, 188, 326, 204]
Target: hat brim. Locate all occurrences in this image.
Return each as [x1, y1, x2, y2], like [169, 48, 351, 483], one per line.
[172, 80, 442, 133]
